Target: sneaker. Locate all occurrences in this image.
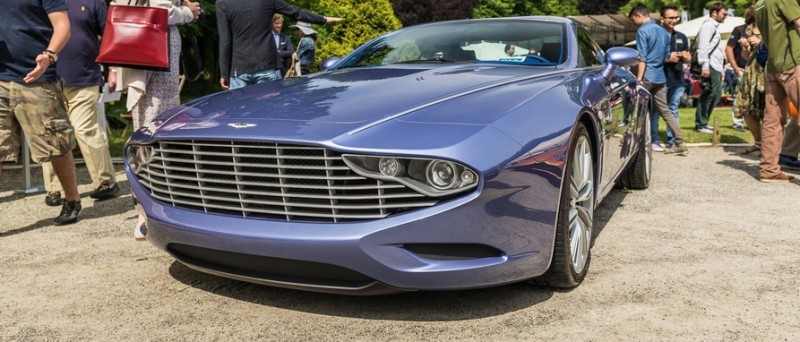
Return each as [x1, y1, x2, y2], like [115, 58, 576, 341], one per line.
[618, 120, 628, 127]
[733, 124, 746, 132]
[89, 182, 119, 200]
[760, 172, 796, 183]
[45, 191, 62, 207]
[694, 127, 714, 134]
[651, 142, 664, 152]
[704, 125, 715, 130]
[664, 143, 689, 156]
[53, 200, 81, 226]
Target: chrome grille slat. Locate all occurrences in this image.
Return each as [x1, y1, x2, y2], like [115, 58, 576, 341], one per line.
[155, 157, 351, 171]
[135, 140, 440, 222]
[145, 163, 363, 180]
[138, 170, 406, 190]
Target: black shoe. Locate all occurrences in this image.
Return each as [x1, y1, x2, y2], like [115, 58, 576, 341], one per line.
[89, 183, 119, 200]
[779, 154, 800, 170]
[45, 192, 62, 207]
[53, 200, 81, 226]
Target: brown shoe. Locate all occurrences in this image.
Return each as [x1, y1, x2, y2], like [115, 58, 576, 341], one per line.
[760, 172, 796, 183]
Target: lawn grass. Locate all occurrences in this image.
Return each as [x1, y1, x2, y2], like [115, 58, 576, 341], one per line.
[655, 106, 754, 145]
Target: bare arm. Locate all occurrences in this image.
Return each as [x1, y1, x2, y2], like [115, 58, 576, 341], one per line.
[24, 10, 70, 83]
[724, 45, 740, 74]
[636, 60, 645, 81]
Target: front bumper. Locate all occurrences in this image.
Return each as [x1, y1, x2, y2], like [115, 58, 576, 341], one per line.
[129, 166, 560, 294]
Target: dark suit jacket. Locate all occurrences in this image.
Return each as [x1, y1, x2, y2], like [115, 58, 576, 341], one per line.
[216, 0, 324, 80]
[275, 31, 294, 76]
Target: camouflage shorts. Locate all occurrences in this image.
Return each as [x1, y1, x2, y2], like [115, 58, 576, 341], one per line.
[0, 80, 76, 163]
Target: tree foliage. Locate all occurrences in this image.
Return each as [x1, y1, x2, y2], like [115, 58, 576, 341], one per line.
[577, 0, 629, 15]
[390, 0, 480, 26]
[291, 0, 402, 72]
[472, 0, 579, 19]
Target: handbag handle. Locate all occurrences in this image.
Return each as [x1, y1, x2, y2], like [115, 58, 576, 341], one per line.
[127, 0, 151, 6]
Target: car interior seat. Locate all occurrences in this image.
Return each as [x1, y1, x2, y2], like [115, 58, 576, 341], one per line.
[539, 42, 563, 63]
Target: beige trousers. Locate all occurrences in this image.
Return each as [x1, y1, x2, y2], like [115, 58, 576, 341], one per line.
[42, 86, 116, 192]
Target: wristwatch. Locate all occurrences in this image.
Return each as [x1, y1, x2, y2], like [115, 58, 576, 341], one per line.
[42, 49, 57, 63]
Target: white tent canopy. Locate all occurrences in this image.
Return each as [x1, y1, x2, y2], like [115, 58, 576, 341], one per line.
[624, 16, 746, 46]
[674, 16, 746, 40]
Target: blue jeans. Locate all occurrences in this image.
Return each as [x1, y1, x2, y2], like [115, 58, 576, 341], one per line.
[650, 84, 685, 146]
[230, 69, 282, 89]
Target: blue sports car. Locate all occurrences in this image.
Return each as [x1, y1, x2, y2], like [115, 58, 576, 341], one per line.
[125, 16, 652, 295]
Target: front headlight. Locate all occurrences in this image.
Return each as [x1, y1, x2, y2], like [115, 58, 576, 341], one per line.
[126, 144, 154, 173]
[342, 155, 478, 197]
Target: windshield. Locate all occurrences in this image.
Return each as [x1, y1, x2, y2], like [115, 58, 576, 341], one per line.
[336, 19, 568, 68]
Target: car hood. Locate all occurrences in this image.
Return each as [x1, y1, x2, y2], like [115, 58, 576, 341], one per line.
[147, 64, 562, 142]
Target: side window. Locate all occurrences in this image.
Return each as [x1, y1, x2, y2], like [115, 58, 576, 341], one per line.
[576, 27, 603, 67]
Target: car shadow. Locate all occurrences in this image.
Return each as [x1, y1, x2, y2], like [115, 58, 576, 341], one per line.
[168, 261, 554, 320]
[591, 186, 628, 244]
[165, 186, 629, 319]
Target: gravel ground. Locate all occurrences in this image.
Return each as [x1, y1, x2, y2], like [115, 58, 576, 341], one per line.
[1, 146, 799, 341]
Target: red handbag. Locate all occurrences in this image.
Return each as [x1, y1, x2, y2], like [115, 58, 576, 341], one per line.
[96, 2, 169, 71]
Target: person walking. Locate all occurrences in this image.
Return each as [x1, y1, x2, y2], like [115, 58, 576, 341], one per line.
[111, 0, 202, 239]
[754, 0, 800, 182]
[734, 7, 766, 155]
[629, 3, 688, 156]
[650, 4, 691, 152]
[292, 22, 318, 75]
[216, 0, 341, 90]
[41, 0, 119, 208]
[694, 2, 729, 134]
[272, 14, 294, 77]
[0, 0, 82, 225]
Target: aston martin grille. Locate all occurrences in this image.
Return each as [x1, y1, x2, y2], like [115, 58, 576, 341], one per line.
[134, 141, 438, 222]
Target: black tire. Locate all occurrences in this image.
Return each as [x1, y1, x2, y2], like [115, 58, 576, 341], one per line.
[532, 123, 594, 288]
[621, 113, 652, 189]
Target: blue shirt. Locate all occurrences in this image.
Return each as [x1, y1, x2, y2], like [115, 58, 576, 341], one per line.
[57, 0, 107, 87]
[0, 0, 68, 83]
[635, 19, 671, 85]
[297, 36, 315, 67]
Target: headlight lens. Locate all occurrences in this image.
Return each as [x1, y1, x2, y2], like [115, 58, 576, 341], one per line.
[427, 160, 458, 189]
[126, 144, 154, 173]
[343, 155, 478, 197]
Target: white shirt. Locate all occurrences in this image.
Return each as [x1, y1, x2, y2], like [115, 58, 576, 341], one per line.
[696, 19, 724, 72]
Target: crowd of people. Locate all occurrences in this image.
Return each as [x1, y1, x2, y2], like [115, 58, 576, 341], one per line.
[0, 0, 797, 230]
[0, 0, 340, 230]
[630, 1, 800, 182]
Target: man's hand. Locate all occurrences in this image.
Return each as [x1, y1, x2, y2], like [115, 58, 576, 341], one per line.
[220, 77, 229, 90]
[667, 52, 680, 63]
[23, 54, 51, 83]
[701, 68, 710, 78]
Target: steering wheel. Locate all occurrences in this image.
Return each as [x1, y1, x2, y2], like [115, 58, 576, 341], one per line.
[525, 54, 551, 63]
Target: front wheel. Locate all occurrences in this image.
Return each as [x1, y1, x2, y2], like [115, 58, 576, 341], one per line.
[532, 123, 595, 288]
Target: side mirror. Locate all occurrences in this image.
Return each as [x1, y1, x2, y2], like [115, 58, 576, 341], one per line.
[601, 47, 640, 80]
[320, 57, 341, 71]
